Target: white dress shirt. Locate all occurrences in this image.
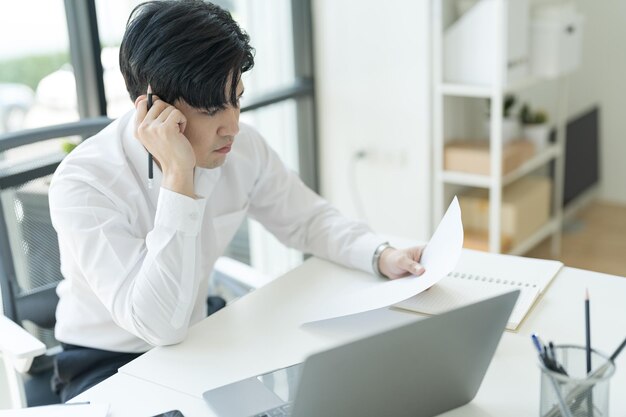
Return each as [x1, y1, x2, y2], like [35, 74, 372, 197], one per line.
[49, 110, 384, 352]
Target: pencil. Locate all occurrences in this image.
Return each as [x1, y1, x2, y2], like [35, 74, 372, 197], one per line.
[147, 84, 154, 189]
[610, 335, 626, 361]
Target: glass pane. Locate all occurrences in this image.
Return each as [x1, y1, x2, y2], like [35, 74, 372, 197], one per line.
[0, 0, 78, 166]
[231, 0, 296, 99]
[0, 0, 76, 132]
[241, 100, 303, 278]
[95, 0, 144, 118]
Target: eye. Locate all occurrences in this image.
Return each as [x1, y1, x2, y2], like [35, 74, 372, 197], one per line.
[203, 107, 221, 117]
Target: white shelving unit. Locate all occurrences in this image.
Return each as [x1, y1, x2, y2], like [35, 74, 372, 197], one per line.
[432, 0, 568, 255]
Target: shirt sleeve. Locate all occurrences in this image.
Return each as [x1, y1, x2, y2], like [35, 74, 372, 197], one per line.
[246, 134, 385, 274]
[49, 178, 208, 347]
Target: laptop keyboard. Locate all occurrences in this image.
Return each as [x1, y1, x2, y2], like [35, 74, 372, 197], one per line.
[253, 402, 294, 417]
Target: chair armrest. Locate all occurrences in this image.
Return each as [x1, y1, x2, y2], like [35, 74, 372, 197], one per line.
[213, 257, 272, 293]
[0, 315, 46, 360]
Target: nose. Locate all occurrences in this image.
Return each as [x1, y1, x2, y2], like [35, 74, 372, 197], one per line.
[217, 107, 240, 137]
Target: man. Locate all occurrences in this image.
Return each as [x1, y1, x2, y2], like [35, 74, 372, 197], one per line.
[49, 0, 424, 401]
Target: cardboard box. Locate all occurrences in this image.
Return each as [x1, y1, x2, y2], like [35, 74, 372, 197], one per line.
[463, 229, 513, 253]
[460, 176, 552, 248]
[445, 139, 535, 176]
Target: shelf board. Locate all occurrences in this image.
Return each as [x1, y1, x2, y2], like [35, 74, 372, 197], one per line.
[439, 83, 491, 98]
[502, 144, 561, 186]
[507, 218, 559, 256]
[439, 77, 544, 98]
[438, 144, 561, 188]
[439, 171, 492, 187]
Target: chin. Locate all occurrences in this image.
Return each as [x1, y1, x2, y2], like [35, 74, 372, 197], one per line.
[199, 155, 227, 169]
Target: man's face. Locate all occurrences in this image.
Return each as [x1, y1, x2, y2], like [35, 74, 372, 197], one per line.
[175, 79, 244, 169]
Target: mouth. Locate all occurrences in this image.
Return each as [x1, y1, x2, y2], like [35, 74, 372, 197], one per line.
[214, 144, 232, 154]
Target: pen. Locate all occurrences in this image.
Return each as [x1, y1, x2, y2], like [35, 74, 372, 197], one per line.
[585, 288, 591, 374]
[584, 289, 593, 417]
[147, 84, 154, 189]
[531, 334, 568, 376]
[548, 341, 568, 376]
[531, 333, 543, 355]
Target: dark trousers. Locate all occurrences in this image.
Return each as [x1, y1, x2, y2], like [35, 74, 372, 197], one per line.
[53, 295, 227, 401]
[52, 343, 142, 402]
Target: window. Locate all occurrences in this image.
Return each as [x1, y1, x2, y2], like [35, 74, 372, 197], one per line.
[0, 0, 79, 165]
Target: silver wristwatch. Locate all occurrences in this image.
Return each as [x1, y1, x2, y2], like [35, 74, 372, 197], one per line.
[372, 242, 392, 279]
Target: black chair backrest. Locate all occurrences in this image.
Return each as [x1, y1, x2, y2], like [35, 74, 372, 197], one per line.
[0, 117, 111, 349]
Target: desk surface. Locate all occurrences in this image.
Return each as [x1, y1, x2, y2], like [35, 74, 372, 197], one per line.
[75, 257, 626, 417]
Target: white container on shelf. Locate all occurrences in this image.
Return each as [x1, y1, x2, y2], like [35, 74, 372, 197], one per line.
[530, 3, 585, 78]
[522, 123, 551, 152]
[484, 117, 520, 144]
[444, 0, 529, 87]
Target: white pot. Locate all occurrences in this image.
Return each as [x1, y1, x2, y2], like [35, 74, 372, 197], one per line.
[522, 124, 550, 151]
[484, 117, 520, 143]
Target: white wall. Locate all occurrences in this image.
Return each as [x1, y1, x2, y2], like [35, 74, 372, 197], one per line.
[524, 0, 626, 204]
[568, 0, 626, 204]
[313, 0, 432, 240]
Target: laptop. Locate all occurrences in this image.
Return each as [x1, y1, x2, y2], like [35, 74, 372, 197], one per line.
[203, 290, 519, 417]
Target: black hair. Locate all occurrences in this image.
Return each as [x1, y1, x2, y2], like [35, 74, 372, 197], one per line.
[119, 0, 254, 111]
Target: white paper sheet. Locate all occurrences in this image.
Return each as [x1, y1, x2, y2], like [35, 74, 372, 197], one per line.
[305, 197, 463, 323]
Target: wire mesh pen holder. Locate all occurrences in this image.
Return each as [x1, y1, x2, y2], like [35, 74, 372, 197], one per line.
[539, 345, 616, 417]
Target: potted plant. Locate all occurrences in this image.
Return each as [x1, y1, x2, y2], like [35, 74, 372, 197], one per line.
[520, 103, 550, 151]
[485, 94, 520, 143]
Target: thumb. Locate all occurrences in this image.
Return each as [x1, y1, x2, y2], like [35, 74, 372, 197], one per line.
[398, 254, 425, 276]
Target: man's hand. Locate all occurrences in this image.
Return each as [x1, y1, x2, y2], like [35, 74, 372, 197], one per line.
[378, 246, 425, 279]
[135, 90, 196, 198]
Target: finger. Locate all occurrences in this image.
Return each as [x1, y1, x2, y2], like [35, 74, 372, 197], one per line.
[146, 98, 170, 120]
[164, 108, 187, 134]
[409, 245, 425, 262]
[398, 254, 425, 276]
[134, 94, 146, 107]
[134, 97, 149, 138]
[155, 105, 176, 122]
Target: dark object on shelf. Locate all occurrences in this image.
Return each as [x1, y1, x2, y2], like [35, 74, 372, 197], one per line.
[550, 107, 600, 207]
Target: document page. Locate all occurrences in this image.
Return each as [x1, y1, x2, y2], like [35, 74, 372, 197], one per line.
[394, 249, 563, 330]
[305, 197, 463, 323]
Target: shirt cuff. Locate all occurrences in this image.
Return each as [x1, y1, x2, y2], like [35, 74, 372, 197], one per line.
[349, 233, 388, 274]
[154, 187, 207, 235]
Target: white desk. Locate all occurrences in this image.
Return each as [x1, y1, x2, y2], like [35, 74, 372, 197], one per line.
[74, 257, 626, 416]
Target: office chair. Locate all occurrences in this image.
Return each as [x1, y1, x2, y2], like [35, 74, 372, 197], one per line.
[0, 118, 111, 408]
[0, 118, 271, 409]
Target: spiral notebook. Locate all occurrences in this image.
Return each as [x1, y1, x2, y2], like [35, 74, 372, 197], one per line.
[394, 249, 563, 331]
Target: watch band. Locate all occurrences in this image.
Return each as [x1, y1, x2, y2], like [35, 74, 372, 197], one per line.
[372, 242, 392, 279]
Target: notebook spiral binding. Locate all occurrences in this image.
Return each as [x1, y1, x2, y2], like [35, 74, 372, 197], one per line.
[446, 271, 538, 288]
